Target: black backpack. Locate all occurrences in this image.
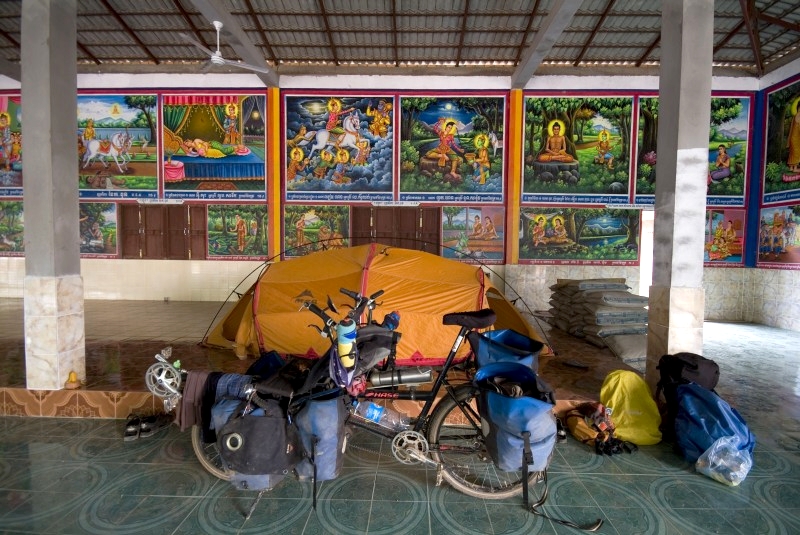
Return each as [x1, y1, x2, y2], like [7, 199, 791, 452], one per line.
[655, 352, 720, 441]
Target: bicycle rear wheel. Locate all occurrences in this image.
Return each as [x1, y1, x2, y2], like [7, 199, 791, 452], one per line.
[427, 384, 541, 499]
[191, 425, 233, 481]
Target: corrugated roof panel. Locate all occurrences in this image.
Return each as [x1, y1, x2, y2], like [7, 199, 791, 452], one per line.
[331, 31, 394, 48]
[268, 30, 330, 48]
[467, 14, 531, 33]
[397, 31, 462, 47]
[463, 29, 522, 47]
[397, 14, 463, 32]
[326, 14, 394, 32]
[261, 14, 325, 33]
[79, 30, 137, 46]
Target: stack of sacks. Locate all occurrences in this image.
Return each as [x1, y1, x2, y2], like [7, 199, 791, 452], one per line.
[547, 279, 649, 367]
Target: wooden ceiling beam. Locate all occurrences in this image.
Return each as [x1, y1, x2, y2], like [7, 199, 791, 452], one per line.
[99, 0, 159, 64]
[573, 0, 615, 66]
[739, 0, 764, 76]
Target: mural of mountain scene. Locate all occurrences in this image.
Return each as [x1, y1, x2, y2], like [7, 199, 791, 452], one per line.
[765, 78, 800, 200]
[0, 201, 23, 255]
[77, 94, 158, 198]
[519, 207, 640, 264]
[441, 206, 505, 264]
[636, 96, 749, 200]
[284, 205, 349, 258]
[207, 204, 268, 259]
[523, 96, 632, 197]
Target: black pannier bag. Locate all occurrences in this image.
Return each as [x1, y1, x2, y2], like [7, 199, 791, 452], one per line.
[656, 352, 720, 441]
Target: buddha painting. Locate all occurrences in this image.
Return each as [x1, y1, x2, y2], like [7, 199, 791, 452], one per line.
[537, 120, 574, 163]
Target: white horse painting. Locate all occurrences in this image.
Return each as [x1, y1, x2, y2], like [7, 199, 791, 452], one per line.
[299, 112, 361, 158]
[82, 131, 132, 174]
[489, 131, 503, 157]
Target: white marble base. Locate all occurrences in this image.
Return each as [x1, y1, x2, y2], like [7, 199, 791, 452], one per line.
[24, 275, 86, 390]
[645, 285, 705, 390]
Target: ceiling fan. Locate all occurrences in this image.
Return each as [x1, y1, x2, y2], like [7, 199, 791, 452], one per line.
[182, 21, 272, 74]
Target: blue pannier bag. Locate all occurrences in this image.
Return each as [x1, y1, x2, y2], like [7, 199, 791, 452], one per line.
[295, 395, 347, 482]
[674, 383, 756, 463]
[467, 329, 544, 371]
[474, 361, 557, 472]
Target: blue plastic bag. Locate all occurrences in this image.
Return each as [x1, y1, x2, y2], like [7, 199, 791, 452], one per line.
[674, 383, 756, 463]
[474, 362, 556, 472]
[468, 329, 544, 371]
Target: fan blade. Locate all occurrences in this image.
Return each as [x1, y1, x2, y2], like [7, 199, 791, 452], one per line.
[179, 32, 215, 57]
[219, 56, 273, 75]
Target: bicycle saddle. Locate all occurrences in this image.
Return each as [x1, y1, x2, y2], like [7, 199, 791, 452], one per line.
[442, 309, 496, 329]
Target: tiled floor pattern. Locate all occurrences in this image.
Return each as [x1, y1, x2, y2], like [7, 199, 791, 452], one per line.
[0, 298, 798, 534]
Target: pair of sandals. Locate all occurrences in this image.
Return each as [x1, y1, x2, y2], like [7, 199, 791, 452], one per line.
[123, 413, 173, 441]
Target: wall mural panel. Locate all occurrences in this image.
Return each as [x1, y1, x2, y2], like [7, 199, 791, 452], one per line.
[0, 200, 23, 255]
[635, 95, 751, 206]
[207, 204, 268, 259]
[0, 95, 22, 198]
[764, 77, 800, 205]
[284, 95, 394, 202]
[399, 95, 505, 203]
[756, 204, 800, 269]
[284, 205, 349, 257]
[79, 202, 117, 257]
[163, 93, 266, 201]
[523, 95, 632, 205]
[704, 208, 745, 266]
[78, 94, 158, 199]
[441, 206, 505, 264]
[518, 206, 640, 265]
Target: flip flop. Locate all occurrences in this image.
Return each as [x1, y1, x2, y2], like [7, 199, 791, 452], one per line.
[139, 413, 173, 438]
[123, 414, 141, 442]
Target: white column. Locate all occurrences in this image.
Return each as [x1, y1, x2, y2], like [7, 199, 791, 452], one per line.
[21, 0, 84, 390]
[646, 0, 714, 389]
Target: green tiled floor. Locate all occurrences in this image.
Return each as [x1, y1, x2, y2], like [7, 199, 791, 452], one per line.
[0, 298, 798, 534]
[0, 412, 798, 534]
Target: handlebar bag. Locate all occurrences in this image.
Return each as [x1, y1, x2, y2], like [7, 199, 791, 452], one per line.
[295, 394, 348, 481]
[217, 399, 303, 480]
[474, 362, 557, 472]
[467, 329, 544, 372]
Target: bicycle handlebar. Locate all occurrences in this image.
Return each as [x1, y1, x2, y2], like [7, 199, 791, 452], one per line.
[303, 287, 387, 338]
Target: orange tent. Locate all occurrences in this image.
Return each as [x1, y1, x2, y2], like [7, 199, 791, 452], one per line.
[204, 243, 547, 365]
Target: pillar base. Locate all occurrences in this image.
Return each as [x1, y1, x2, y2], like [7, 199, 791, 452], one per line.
[24, 275, 85, 390]
[645, 285, 705, 390]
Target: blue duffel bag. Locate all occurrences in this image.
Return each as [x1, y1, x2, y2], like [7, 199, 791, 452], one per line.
[467, 329, 544, 371]
[674, 383, 756, 463]
[474, 361, 556, 472]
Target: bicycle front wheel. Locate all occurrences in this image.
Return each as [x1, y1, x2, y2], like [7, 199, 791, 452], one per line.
[427, 384, 540, 499]
[191, 425, 233, 481]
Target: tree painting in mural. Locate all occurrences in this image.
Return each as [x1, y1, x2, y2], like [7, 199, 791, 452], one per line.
[400, 96, 504, 195]
[284, 205, 349, 257]
[79, 202, 116, 255]
[523, 96, 632, 197]
[765, 80, 800, 198]
[706, 98, 748, 199]
[635, 97, 659, 194]
[636, 97, 748, 198]
[77, 94, 158, 193]
[519, 207, 640, 263]
[0, 201, 23, 254]
[207, 204, 268, 258]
